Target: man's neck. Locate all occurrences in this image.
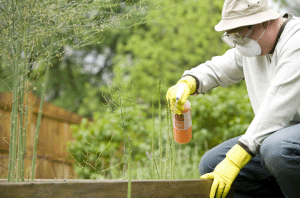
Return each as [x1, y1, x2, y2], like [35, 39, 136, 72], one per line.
[267, 17, 287, 54]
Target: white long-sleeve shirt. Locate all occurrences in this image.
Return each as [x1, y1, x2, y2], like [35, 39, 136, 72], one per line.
[183, 15, 300, 155]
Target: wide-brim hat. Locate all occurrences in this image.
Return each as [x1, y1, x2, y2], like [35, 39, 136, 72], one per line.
[215, 0, 281, 32]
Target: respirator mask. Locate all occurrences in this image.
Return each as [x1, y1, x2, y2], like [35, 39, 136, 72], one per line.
[222, 25, 266, 57]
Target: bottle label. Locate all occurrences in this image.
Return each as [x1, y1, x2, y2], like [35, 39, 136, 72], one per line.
[173, 111, 192, 130]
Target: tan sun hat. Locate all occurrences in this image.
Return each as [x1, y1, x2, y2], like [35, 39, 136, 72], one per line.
[215, 0, 281, 32]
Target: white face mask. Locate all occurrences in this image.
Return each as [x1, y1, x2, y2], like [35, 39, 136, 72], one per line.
[236, 29, 266, 57]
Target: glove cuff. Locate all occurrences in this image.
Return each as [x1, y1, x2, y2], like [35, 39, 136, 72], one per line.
[177, 76, 197, 95]
[226, 144, 252, 169]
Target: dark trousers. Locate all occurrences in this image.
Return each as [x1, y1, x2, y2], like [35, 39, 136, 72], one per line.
[199, 124, 300, 198]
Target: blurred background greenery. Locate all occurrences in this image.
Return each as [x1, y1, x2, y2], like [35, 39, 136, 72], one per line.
[0, 0, 297, 180]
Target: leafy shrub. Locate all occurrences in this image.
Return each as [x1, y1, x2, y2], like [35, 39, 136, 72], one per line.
[68, 103, 153, 179]
[189, 81, 254, 154]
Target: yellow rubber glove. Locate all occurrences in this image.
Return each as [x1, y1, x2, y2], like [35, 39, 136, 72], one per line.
[166, 76, 197, 115]
[200, 144, 252, 198]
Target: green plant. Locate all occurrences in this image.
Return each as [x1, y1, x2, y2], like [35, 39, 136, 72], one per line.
[69, 80, 254, 180]
[1, 0, 151, 182]
[31, 34, 55, 181]
[68, 77, 176, 180]
[68, 103, 149, 179]
[189, 82, 254, 154]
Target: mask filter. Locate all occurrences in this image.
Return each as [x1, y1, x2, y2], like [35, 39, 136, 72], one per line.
[236, 28, 266, 57]
[236, 38, 262, 57]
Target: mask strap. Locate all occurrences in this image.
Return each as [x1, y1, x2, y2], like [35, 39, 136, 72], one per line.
[256, 20, 269, 42]
[256, 29, 266, 42]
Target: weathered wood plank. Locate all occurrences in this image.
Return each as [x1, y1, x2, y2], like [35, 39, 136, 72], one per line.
[0, 91, 82, 179]
[0, 179, 234, 198]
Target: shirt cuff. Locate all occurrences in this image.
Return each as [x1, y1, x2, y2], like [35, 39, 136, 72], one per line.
[237, 141, 256, 157]
[182, 74, 200, 95]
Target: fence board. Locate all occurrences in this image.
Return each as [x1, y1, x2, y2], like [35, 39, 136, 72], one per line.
[0, 92, 84, 179]
[0, 109, 11, 151]
[0, 179, 234, 198]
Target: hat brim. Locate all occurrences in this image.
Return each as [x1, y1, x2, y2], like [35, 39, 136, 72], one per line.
[215, 9, 281, 32]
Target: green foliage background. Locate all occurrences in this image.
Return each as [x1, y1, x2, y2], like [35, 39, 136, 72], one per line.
[1, 0, 255, 180]
[69, 82, 254, 179]
[67, 0, 254, 179]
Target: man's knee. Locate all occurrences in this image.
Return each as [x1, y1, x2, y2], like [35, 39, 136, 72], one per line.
[260, 131, 299, 176]
[199, 137, 239, 176]
[260, 136, 280, 174]
[199, 148, 225, 176]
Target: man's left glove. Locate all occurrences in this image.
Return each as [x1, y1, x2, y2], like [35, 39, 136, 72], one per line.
[200, 144, 252, 198]
[166, 76, 197, 115]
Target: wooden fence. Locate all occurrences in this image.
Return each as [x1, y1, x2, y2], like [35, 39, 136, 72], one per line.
[0, 92, 84, 179]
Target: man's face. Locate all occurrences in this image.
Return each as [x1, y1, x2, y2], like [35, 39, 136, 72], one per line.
[227, 26, 252, 36]
[222, 26, 253, 48]
[223, 23, 268, 50]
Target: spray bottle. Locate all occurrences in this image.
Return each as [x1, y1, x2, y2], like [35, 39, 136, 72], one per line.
[172, 84, 192, 144]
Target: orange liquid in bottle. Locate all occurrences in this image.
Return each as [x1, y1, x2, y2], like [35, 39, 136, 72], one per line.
[172, 100, 192, 144]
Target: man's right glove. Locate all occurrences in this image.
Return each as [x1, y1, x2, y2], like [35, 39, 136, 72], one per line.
[166, 76, 197, 115]
[200, 144, 253, 198]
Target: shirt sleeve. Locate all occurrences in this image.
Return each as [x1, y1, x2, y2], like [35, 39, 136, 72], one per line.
[239, 38, 300, 155]
[182, 48, 244, 94]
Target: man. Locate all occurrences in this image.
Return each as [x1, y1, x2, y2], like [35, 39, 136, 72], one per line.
[166, 0, 300, 197]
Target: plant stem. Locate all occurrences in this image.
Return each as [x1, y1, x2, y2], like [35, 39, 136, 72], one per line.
[154, 158, 160, 179]
[19, 52, 29, 182]
[165, 105, 169, 180]
[166, 103, 173, 180]
[7, 0, 19, 183]
[168, 104, 175, 179]
[20, 43, 30, 181]
[8, 61, 18, 182]
[172, 112, 176, 180]
[11, 52, 19, 182]
[31, 35, 54, 181]
[21, 84, 29, 181]
[16, 79, 24, 182]
[15, 0, 28, 182]
[158, 79, 162, 179]
[127, 136, 132, 198]
[20, 0, 33, 182]
[17, 46, 27, 182]
[152, 97, 155, 179]
[119, 90, 126, 180]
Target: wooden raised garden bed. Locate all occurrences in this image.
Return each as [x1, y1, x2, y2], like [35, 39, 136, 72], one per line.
[0, 179, 234, 198]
